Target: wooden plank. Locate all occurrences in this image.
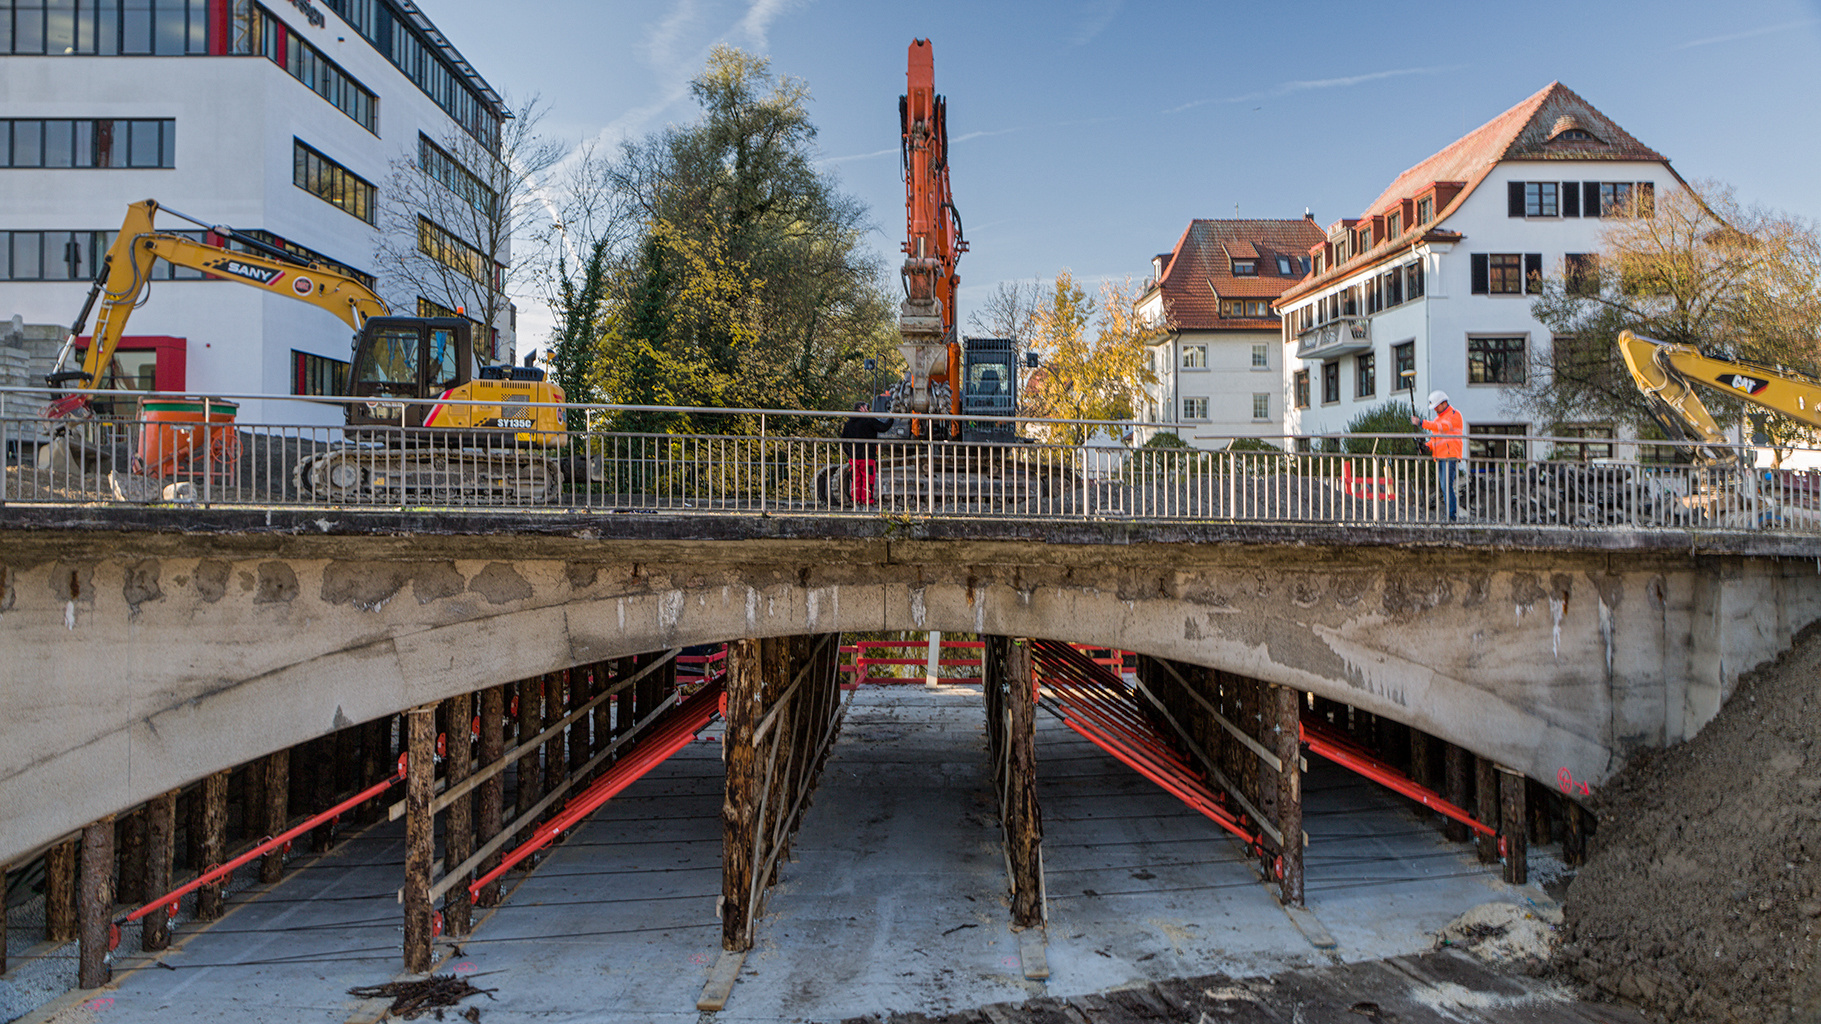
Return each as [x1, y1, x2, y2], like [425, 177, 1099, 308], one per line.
[1151, 657, 1282, 772]
[1131, 677, 1286, 849]
[45, 837, 77, 942]
[1283, 904, 1337, 950]
[1017, 928, 1050, 980]
[694, 948, 748, 1011]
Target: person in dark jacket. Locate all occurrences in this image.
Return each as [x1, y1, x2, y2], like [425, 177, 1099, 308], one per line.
[840, 402, 891, 505]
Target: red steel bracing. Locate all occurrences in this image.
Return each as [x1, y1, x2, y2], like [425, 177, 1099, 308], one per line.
[118, 759, 409, 928]
[1299, 714, 1497, 839]
[1029, 640, 1263, 850]
[467, 678, 726, 899]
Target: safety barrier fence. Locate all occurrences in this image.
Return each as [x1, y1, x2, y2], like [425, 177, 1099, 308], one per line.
[4, 388, 1819, 533]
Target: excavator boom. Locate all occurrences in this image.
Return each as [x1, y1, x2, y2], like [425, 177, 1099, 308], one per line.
[1619, 329, 1821, 463]
[895, 38, 968, 435]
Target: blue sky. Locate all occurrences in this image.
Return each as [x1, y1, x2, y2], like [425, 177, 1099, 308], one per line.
[422, 0, 1821, 348]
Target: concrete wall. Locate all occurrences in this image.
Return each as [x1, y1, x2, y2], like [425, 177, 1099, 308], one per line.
[1, 515, 1816, 865]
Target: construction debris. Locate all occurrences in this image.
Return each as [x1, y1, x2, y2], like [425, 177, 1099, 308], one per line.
[348, 974, 497, 1020]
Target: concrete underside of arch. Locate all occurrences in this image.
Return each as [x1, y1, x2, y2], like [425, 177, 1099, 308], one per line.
[2, 508, 1817, 865]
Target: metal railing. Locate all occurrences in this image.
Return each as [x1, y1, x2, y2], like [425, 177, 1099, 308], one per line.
[3, 387, 1819, 534]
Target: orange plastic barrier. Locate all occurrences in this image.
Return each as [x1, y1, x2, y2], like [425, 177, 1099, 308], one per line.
[136, 398, 240, 477]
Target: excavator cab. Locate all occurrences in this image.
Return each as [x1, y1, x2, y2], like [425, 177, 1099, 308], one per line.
[345, 316, 472, 433]
[961, 337, 1019, 442]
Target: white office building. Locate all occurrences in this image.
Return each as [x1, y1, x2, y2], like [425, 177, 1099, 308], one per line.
[1276, 83, 1683, 459]
[0, 0, 513, 424]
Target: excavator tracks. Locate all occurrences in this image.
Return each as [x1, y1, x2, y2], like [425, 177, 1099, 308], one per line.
[294, 446, 562, 504]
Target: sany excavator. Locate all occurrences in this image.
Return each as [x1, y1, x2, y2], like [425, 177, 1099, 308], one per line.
[1618, 329, 1821, 464]
[44, 199, 571, 502]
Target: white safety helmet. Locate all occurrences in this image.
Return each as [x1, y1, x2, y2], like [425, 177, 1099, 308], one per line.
[1427, 390, 1449, 411]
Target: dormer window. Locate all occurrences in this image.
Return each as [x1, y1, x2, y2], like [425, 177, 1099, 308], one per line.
[1387, 211, 1402, 237]
[1416, 196, 1434, 225]
[1277, 255, 1293, 275]
[1546, 114, 1603, 145]
[1232, 259, 1256, 276]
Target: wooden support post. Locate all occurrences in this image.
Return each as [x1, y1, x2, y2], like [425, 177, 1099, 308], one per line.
[1409, 728, 1434, 794]
[197, 770, 229, 920]
[77, 817, 115, 989]
[117, 809, 146, 905]
[358, 718, 388, 824]
[402, 705, 435, 974]
[515, 677, 542, 844]
[310, 736, 336, 853]
[590, 664, 611, 763]
[1474, 757, 1499, 864]
[444, 692, 474, 937]
[0, 856, 7, 975]
[46, 838, 77, 942]
[1563, 799, 1588, 867]
[1274, 684, 1303, 906]
[335, 720, 359, 797]
[612, 658, 633, 740]
[143, 789, 177, 951]
[1442, 743, 1470, 842]
[568, 669, 591, 777]
[1005, 638, 1043, 927]
[260, 749, 290, 884]
[238, 763, 259, 843]
[721, 638, 761, 952]
[543, 673, 567, 802]
[1499, 767, 1528, 884]
[476, 685, 505, 908]
[179, 787, 198, 872]
[1528, 779, 1553, 845]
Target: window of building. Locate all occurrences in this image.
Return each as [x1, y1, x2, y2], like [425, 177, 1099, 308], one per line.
[4, 0, 210, 55]
[324, 0, 502, 150]
[293, 350, 348, 396]
[418, 134, 496, 216]
[1472, 253, 1542, 295]
[1416, 196, 1433, 225]
[1293, 369, 1310, 409]
[1252, 393, 1270, 421]
[1393, 342, 1415, 392]
[243, 6, 379, 134]
[1, 118, 173, 168]
[0, 228, 211, 280]
[1469, 424, 1527, 461]
[1231, 259, 1256, 276]
[1565, 253, 1599, 296]
[1321, 361, 1340, 404]
[1277, 255, 1294, 275]
[1182, 396, 1208, 420]
[1585, 181, 1656, 218]
[236, 229, 374, 288]
[293, 140, 375, 223]
[1387, 211, 1402, 237]
[417, 296, 461, 319]
[1406, 260, 1425, 298]
[1554, 424, 1614, 461]
[1514, 181, 1558, 217]
[417, 216, 494, 285]
[1468, 335, 1527, 384]
[1355, 352, 1375, 398]
[1251, 343, 1268, 369]
[1181, 344, 1207, 369]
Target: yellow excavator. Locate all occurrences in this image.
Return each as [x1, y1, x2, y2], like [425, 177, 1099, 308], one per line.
[1618, 329, 1821, 463]
[45, 199, 572, 502]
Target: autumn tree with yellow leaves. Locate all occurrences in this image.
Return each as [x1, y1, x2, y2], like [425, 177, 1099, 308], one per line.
[1022, 271, 1162, 445]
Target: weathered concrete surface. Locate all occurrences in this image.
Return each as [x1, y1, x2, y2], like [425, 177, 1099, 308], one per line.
[2, 508, 1818, 865]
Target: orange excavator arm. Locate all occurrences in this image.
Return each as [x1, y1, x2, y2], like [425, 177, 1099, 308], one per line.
[49, 199, 389, 394]
[897, 38, 968, 436]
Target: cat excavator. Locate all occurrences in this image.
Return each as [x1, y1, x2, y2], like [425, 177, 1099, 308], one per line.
[43, 199, 571, 502]
[1618, 329, 1821, 462]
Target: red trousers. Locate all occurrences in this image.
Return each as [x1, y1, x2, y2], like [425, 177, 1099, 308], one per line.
[849, 458, 877, 504]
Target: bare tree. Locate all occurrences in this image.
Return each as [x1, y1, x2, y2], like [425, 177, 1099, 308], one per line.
[373, 95, 566, 363]
[967, 279, 1043, 344]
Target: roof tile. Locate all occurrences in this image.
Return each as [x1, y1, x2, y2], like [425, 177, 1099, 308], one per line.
[1154, 218, 1327, 331]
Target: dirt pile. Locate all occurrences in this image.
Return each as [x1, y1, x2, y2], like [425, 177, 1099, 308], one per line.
[1559, 624, 1821, 1022]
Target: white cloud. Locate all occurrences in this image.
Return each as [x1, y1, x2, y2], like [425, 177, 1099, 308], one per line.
[1164, 64, 1461, 115]
[1070, 0, 1122, 47]
[1672, 18, 1819, 50]
[739, 0, 805, 50]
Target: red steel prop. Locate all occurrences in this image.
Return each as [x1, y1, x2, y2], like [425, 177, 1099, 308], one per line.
[118, 759, 408, 930]
[467, 679, 725, 899]
[1299, 714, 1498, 840]
[1030, 640, 1264, 850]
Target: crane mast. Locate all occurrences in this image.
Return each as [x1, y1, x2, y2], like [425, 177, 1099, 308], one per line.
[897, 38, 967, 437]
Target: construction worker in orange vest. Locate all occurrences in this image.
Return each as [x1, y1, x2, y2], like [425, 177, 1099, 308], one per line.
[1413, 390, 1464, 520]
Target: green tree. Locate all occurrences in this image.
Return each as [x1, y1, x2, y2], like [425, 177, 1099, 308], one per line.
[1523, 180, 1821, 460]
[1024, 272, 1160, 445]
[594, 46, 898, 430]
[1340, 402, 1425, 456]
[547, 238, 611, 432]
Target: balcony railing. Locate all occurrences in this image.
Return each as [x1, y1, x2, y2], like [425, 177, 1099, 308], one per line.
[2, 387, 1818, 535]
[1296, 317, 1371, 360]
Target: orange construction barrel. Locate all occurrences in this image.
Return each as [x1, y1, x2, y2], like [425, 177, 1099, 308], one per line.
[137, 398, 240, 477]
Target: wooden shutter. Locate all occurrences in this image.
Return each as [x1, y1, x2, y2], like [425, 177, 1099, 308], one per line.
[1561, 182, 1580, 217]
[1471, 254, 1489, 294]
[1524, 253, 1543, 294]
[1583, 182, 1601, 217]
[1508, 181, 1525, 217]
